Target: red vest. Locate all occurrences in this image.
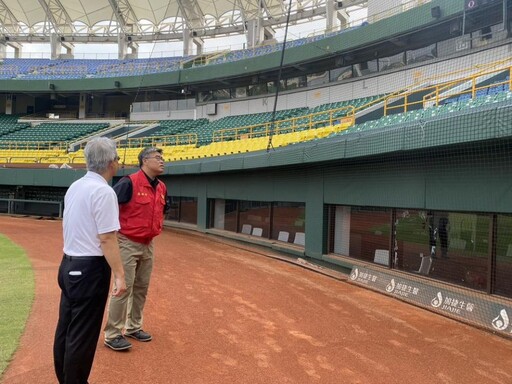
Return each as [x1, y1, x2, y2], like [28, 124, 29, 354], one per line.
[119, 170, 167, 244]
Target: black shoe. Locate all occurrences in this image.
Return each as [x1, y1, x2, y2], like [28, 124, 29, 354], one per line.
[104, 335, 132, 351]
[125, 330, 152, 342]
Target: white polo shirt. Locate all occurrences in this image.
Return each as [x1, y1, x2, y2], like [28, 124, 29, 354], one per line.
[63, 171, 120, 256]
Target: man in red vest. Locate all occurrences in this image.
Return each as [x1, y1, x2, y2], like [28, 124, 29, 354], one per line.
[104, 147, 168, 351]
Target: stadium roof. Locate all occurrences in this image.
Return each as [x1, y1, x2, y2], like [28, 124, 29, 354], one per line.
[0, 0, 367, 40]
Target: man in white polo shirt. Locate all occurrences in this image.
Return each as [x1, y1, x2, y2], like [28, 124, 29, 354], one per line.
[53, 137, 127, 384]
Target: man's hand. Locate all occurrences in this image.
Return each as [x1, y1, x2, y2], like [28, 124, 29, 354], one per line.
[99, 231, 127, 297]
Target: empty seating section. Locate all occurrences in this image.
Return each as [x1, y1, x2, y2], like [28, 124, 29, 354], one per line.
[0, 148, 68, 164]
[147, 119, 210, 145]
[343, 89, 512, 136]
[0, 57, 184, 79]
[0, 114, 30, 138]
[209, 24, 362, 66]
[209, 108, 308, 141]
[94, 57, 183, 78]
[0, 122, 109, 143]
[2, 71, 512, 165]
[0, 24, 369, 80]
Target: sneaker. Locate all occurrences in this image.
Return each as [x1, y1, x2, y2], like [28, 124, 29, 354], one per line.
[104, 335, 132, 351]
[125, 330, 152, 342]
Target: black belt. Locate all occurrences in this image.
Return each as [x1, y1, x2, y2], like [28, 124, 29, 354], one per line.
[63, 254, 105, 261]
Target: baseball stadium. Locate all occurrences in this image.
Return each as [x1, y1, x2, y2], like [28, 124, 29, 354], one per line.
[2, 0, 512, 382]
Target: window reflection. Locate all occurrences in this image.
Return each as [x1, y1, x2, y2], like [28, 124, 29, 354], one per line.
[333, 206, 391, 264]
[495, 215, 512, 297]
[394, 210, 489, 291]
[210, 199, 305, 245]
[165, 196, 197, 225]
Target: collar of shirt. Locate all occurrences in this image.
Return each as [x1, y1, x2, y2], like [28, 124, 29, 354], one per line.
[85, 171, 109, 184]
[141, 169, 159, 189]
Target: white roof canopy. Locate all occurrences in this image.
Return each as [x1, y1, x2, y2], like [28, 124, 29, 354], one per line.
[0, 0, 368, 39]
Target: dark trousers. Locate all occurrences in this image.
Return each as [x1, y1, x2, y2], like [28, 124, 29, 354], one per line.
[54, 255, 111, 384]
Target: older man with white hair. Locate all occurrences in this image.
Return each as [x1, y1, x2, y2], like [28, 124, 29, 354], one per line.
[54, 137, 127, 384]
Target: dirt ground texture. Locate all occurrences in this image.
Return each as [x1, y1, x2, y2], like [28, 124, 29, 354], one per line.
[1, 215, 512, 384]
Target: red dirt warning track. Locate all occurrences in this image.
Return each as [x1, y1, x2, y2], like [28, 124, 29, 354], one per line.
[1, 215, 512, 384]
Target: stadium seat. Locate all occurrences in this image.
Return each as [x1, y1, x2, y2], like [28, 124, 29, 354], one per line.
[373, 249, 389, 266]
[241, 224, 252, 235]
[416, 254, 432, 275]
[277, 231, 290, 242]
[252, 227, 263, 237]
[293, 232, 305, 246]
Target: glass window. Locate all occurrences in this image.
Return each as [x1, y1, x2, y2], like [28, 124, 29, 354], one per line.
[395, 210, 490, 291]
[248, 83, 268, 97]
[235, 87, 247, 98]
[166, 196, 180, 221]
[180, 197, 197, 224]
[495, 215, 512, 297]
[329, 66, 353, 82]
[353, 60, 378, 77]
[271, 202, 305, 243]
[213, 89, 231, 100]
[285, 76, 306, 90]
[307, 71, 329, 86]
[239, 200, 270, 237]
[198, 91, 213, 103]
[333, 206, 391, 264]
[406, 43, 437, 64]
[211, 199, 237, 232]
[166, 196, 197, 224]
[395, 209, 439, 273]
[379, 52, 405, 72]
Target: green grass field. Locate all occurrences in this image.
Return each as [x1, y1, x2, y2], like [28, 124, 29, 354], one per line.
[0, 235, 35, 378]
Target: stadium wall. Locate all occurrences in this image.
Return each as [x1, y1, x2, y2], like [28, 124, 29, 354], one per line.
[129, 42, 512, 121]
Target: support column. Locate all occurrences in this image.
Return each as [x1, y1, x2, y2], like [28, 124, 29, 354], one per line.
[118, 33, 128, 59]
[0, 41, 6, 59]
[246, 18, 264, 48]
[59, 39, 75, 59]
[118, 33, 138, 59]
[327, 2, 350, 32]
[0, 41, 22, 59]
[326, 0, 338, 32]
[50, 34, 74, 59]
[50, 34, 61, 60]
[5, 94, 13, 115]
[78, 93, 86, 119]
[183, 28, 204, 56]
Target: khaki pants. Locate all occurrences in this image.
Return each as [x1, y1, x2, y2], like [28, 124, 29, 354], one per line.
[104, 233, 154, 340]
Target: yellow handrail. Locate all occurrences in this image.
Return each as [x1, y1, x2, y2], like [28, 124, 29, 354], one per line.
[212, 105, 356, 143]
[384, 64, 512, 114]
[122, 133, 198, 148]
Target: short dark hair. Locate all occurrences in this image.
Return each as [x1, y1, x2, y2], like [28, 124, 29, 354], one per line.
[138, 147, 163, 167]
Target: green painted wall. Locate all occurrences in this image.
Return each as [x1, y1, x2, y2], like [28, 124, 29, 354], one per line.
[0, 168, 85, 187]
[162, 135, 512, 260]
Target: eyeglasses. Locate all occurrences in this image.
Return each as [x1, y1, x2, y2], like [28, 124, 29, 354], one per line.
[146, 155, 164, 162]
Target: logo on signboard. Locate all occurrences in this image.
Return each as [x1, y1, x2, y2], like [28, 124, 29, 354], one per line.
[386, 279, 396, 293]
[431, 292, 443, 308]
[492, 309, 510, 331]
[349, 268, 359, 281]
